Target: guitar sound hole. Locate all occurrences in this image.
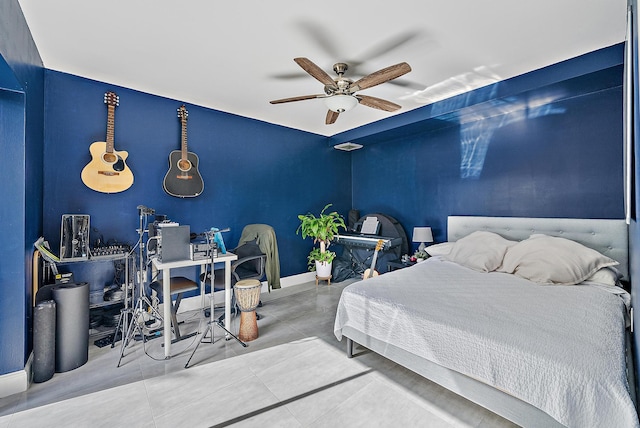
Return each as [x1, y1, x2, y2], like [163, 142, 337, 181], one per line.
[178, 159, 192, 172]
[103, 153, 117, 164]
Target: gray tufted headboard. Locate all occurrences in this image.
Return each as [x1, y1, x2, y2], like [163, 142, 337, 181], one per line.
[447, 216, 629, 280]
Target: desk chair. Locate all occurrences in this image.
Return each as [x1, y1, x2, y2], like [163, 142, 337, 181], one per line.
[149, 276, 199, 343]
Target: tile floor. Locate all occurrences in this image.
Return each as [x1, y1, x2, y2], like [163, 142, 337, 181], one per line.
[0, 280, 516, 428]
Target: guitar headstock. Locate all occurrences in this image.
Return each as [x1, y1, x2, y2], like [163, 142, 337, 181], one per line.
[104, 91, 119, 107]
[375, 239, 384, 252]
[177, 105, 189, 122]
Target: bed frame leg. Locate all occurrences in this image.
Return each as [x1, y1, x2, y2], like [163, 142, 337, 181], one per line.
[346, 338, 353, 358]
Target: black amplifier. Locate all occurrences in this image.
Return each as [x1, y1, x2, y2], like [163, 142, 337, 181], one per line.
[190, 241, 217, 260]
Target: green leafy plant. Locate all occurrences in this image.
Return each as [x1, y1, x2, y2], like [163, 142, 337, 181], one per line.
[413, 249, 428, 260]
[306, 248, 337, 271]
[297, 203, 346, 270]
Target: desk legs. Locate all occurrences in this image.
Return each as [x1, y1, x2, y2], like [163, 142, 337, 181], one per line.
[224, 259, 232, 338]
[162, 259, 232, 357]
[158, 258, 233, 358]
[162, 268, 172, 358]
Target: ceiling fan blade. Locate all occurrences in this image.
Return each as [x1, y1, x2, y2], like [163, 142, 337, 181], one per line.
[270, 94, 325, 104]
[294, 57, 337, 88]
[270, 71, 309, 80]
[326, 110, 339, 125]
[350, 62, 412, 92]
[356, 95, 402, 112]
[295, 20, 341, 59]
[356, 31, 420, 64]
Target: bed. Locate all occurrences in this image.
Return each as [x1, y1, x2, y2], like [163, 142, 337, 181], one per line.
[334, 216, 639, 427]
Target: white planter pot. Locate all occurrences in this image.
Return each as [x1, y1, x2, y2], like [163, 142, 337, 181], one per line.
[315, 260, 332, 278]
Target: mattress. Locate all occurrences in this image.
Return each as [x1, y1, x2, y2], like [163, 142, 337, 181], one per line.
[334, 257, 639, 427]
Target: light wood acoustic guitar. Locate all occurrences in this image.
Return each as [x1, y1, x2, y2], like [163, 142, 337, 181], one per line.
[81, 91, 134, 193]
[363, 239, 384, 279]
[162, 105, 204, 198]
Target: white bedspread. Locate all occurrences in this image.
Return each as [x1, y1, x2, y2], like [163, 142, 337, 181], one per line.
[334, 257, 639, 428]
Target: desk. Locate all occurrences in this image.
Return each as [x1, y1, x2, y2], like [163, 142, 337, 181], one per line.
[151, 252, 237, 358]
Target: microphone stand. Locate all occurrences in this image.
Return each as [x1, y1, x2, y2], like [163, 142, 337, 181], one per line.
[116, 206, 164, 367]
[185, 228, 246, 368]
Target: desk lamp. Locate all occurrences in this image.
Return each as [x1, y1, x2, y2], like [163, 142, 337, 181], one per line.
[413, 227, 434, 252]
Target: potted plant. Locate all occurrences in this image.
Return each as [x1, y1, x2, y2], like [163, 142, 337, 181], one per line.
[413, 249, 429, 262]
[297, 204, 346, 277]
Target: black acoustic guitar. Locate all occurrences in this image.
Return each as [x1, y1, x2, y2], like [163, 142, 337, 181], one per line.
[163, 105, 204, 198]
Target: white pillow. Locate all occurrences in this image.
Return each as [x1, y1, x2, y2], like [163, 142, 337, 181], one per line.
[426, 242, 455, 256]
[583, 267, 622, 287]
[445, 231, 516, 272]
[498, 234, 619, 285]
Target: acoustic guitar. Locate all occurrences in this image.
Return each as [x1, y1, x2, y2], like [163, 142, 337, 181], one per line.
[81, 91, 134, 193]
[163, 105, 204, 198]
[363, 239, 384, 279]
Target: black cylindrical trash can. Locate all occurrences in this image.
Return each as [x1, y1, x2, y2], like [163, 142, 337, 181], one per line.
[33, 300, 56, 383]
[52, 282, 89, 373]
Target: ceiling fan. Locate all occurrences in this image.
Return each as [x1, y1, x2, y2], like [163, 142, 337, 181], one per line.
[270, 57, 411, 124]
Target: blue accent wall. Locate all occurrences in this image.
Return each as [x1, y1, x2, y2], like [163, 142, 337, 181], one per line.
[335, 46, 624, 254]
[0, 0, 44, 376]
[349, 69, 623, 244]
[42, 71, 351, 287]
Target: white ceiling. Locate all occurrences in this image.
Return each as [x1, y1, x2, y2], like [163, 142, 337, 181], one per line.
[18, 0, 626, 137]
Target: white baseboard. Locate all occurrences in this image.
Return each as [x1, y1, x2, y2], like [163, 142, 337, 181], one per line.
[0, 352, 33, 399]
[278, 271, 316, 288]
[176, 271, 316, 314]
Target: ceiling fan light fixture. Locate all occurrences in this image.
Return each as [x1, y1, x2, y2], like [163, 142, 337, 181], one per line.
[324, 94, 358, 113]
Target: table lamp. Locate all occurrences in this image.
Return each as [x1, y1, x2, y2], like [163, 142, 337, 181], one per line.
[413, 227, 434, 252]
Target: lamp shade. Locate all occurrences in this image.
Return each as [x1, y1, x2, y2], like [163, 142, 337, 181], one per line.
[324, 95, 358, 113]
[412, 227, 433, 243]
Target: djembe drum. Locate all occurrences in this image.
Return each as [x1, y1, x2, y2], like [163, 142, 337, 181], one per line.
[234, 279, 261, 342]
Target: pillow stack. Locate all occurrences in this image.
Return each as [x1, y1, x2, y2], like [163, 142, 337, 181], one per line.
[497, 234, 618, 285]
[442, 231, 515, 273]
[433, 231, 619, 286]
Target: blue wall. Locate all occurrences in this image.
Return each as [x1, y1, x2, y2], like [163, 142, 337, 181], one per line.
[340, 47, 624, 253]
[42, 71, 352, 286]
[0, 1, 44, 376]
[350, 75, 623, 245]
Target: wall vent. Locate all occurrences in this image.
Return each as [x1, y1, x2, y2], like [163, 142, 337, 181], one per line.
[333, 142, 363, 151]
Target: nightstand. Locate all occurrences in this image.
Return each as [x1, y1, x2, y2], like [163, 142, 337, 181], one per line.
[387, 259, 416, 272]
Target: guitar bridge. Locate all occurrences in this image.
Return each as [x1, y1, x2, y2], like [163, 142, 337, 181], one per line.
[99, 171, 120, 176]
[176, 175, 193, 180]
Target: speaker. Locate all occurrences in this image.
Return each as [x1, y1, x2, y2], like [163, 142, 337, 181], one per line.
[348, 209, 360, 230]
[33, 300, 56, 383]
[52, 282, 89, 373]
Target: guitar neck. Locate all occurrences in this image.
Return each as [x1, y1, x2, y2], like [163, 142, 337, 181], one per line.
[180, 116, 188, 161]
[368, 252, 379, 277]
[372, 250, 381, 267]
[367, 240, 384, 278]
[105, 104, 115, 154]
